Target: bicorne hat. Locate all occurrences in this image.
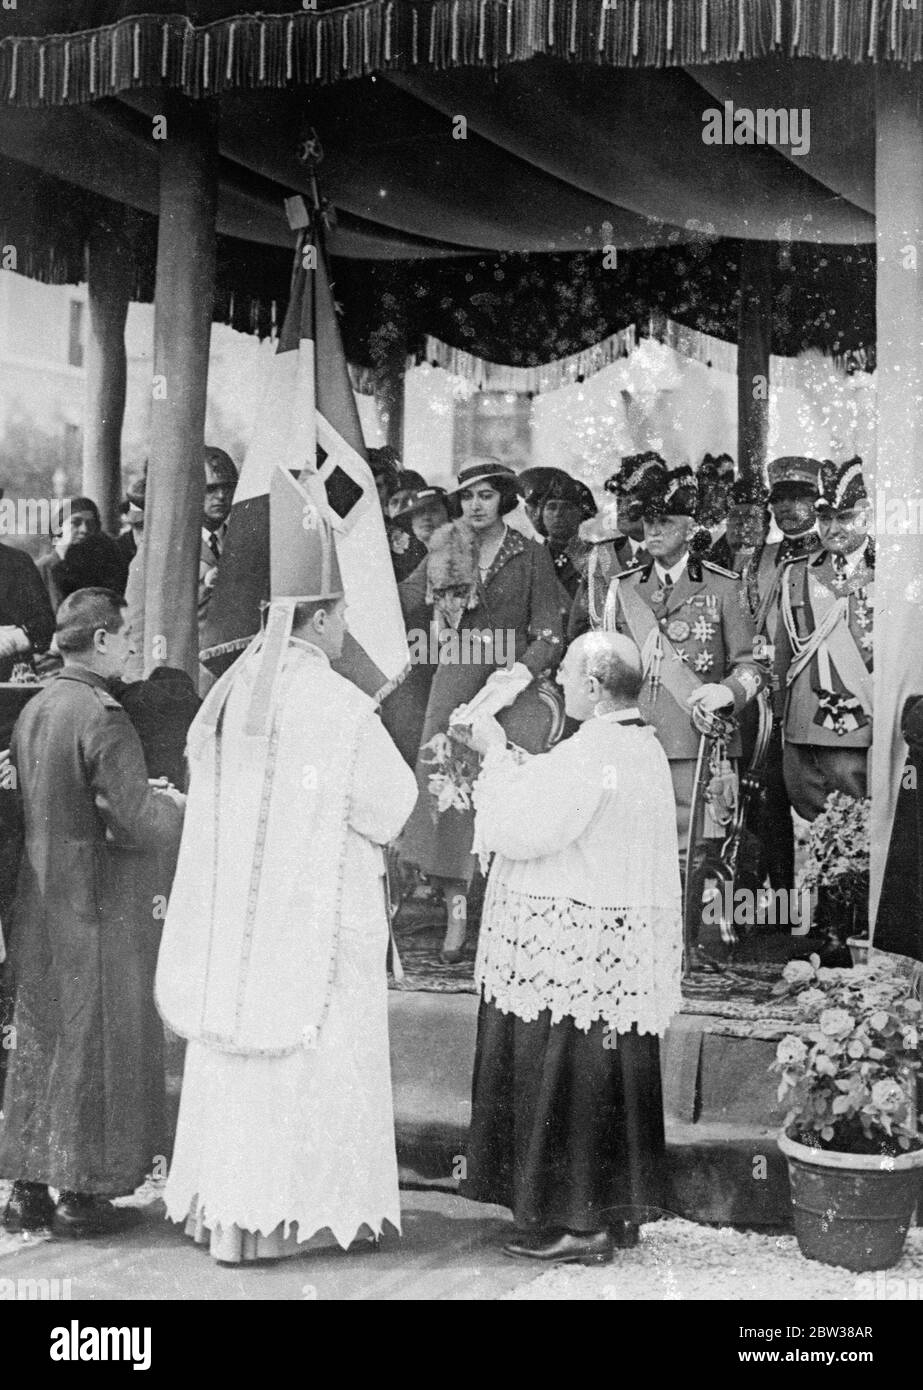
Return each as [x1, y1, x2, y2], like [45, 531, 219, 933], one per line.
[814, 457, 869, 515]
[699, 452, 736, 485]
[605, 451, 667, 498]
[628, 464, 698, 521]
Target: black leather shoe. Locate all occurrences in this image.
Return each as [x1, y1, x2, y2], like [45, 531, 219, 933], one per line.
[502, 1228, 613, 1265]
[2, 1181, 54, 1233]
[52, 1192, 123, 1239]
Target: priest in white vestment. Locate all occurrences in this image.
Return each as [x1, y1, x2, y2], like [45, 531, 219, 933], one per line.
[463, 632, 682, 1265]
[156, 478, 417, 1263]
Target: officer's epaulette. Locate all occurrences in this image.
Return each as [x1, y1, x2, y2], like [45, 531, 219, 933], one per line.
[700, 558, 738, 580]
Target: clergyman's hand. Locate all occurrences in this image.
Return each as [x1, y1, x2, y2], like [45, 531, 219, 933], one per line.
[466, 714, 507, 756]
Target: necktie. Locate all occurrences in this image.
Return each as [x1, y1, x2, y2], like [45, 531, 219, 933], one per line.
[832, 554, 847, 581]
[208, 531, 221, 564]
[662, 573, 673, 589]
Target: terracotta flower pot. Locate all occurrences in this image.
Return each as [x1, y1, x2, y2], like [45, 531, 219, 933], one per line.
[778, 1130, 923, 1271]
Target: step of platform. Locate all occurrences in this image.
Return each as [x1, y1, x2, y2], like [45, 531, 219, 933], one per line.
[387, 990, 794, 1227]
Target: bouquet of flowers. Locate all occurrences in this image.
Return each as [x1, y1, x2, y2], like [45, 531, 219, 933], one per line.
[800, 791, 870, 906]
[419, 731, 479, 819]
[771, 953, 923, 1155]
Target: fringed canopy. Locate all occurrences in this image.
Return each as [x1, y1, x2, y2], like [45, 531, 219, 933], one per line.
[1, 2, 922, 110]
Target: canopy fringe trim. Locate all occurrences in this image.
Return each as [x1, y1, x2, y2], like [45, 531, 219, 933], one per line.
[0, 0, 783, 108]
[419, 326, 638, 393]
[421, 319, 874, 394]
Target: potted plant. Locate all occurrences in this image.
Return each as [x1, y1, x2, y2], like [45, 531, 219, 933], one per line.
[772, 952, 923, 1270]
[800, 791, 870, 961]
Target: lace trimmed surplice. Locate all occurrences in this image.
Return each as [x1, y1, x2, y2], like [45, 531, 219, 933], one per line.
[472, 715, 683, 1036]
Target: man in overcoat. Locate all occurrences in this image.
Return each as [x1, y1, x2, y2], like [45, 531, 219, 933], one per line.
[0, 588, 185, 1237]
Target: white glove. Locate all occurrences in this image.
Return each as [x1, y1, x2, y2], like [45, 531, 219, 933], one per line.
[687, 683, 734, 714]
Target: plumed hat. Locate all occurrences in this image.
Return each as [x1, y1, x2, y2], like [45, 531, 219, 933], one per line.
[729, 475, 770, 508]
[629, 463, 698, 521]
[699, 452, 737, 485]
[605, 451, 668, 498]
[767, 456, 821, 496]
[815, 457, 869, 515]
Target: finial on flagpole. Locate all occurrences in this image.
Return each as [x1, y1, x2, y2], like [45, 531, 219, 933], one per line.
[297, 126, 324, 212]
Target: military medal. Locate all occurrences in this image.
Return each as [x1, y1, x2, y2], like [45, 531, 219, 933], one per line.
[651, 586, 666, 604]
[692, 616, 715, 644]
[666, 619, 690, 642]
[693, 651, 712, 674]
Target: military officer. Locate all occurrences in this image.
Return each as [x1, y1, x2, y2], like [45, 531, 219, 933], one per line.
[568, 451, 665, 640]
[601, 467, 766, 926]
[698, 453, 737, 570]
[539, 473, 597, 603]
[738, 458, 823, 897]
[742, 457, 822, 643]
[775, 457, 874, 819]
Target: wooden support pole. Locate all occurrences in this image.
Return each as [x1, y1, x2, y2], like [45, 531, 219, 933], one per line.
[736, 241, 773, 482]
[143, 97, 218, 681]
[84, 218, 131, 534]
[380, 353, 406, 454]
[373, 266, 408, 456]
[871, 71, 923, 929]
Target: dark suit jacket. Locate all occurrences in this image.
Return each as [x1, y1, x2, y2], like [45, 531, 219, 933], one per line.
[0, 544, 55, 678]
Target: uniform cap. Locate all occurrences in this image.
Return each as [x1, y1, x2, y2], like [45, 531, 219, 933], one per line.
[767, 456, 822, 494]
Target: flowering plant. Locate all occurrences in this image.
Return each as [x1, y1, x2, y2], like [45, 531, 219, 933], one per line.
[420, 732, 479, 819]
[771, 953, 922, 1154]
[800, 791, 870, 906]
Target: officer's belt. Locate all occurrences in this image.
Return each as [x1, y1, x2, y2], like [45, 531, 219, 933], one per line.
[782, 574, 873, 717]
[604, 576, 704, 707]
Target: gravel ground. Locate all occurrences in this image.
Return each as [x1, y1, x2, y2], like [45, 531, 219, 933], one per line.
[505, 1218, 923, 1300]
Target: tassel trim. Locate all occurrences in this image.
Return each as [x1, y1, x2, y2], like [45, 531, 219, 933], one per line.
[418, 321, 873, 396]
[1, 0, 786, 108]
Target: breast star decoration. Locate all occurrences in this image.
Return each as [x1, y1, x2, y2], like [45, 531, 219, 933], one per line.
[692, 616, 716, 644]
[693, 651, 712, 674]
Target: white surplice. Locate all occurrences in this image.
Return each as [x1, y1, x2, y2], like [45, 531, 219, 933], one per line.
[158, 639, 417, 1258]
[472, 709, 683, 1037]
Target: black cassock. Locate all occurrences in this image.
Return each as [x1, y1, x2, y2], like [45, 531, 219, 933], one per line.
[875, 696, 923, 963]
[462, 1003, 667, 1232]
[0, 667, 182, 1194]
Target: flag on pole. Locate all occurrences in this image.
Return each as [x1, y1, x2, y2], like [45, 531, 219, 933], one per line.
[201, 199, 409, 700]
